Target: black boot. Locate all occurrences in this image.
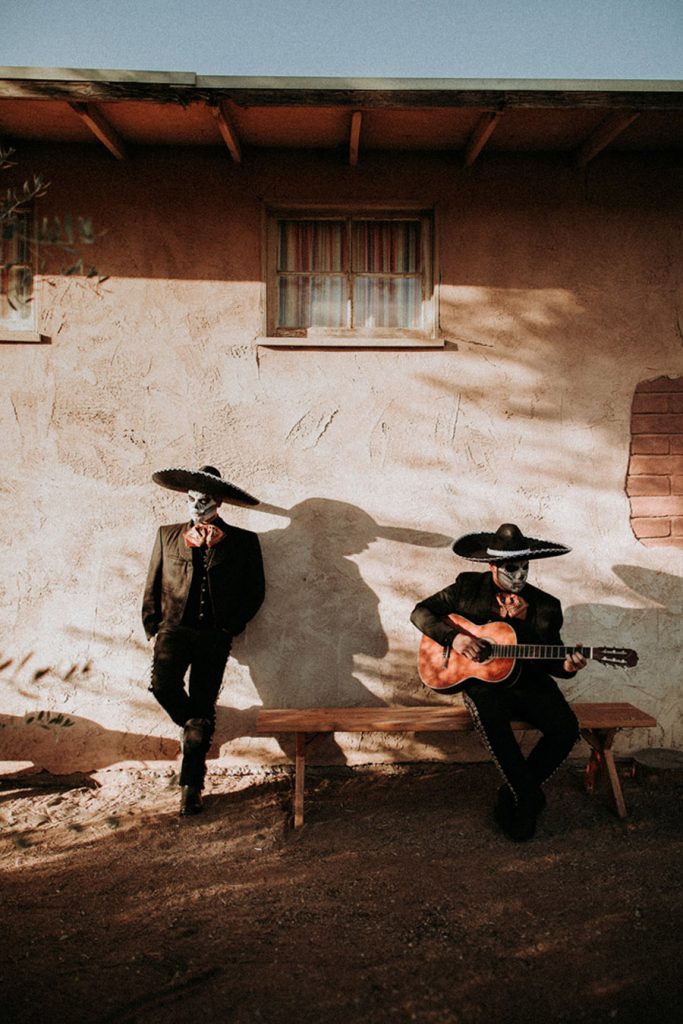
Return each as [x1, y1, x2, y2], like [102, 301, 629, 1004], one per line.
[495, 785, 544, 842]
[507, 794, 538, 842]
[494, 785, 516, 833]
[179, 785, 203, 816]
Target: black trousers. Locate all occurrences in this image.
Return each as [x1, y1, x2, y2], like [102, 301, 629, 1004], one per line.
[463, 671, 579, 803]
[150, 625, 232, 788]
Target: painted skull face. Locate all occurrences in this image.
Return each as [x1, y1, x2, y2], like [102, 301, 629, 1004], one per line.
[187, 490, 219, 524]
[493, 560, 529, 593]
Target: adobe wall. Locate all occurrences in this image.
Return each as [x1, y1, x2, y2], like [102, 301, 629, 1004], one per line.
[1, 143, 681, 773]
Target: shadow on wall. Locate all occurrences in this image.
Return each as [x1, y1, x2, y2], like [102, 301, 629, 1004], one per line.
[1, 498, 452, 774]
[0, 711, 179, 775]
[217, 497, 452, 761]
[413, 563, 674, 749]
[3, 533, 675, 774]
[553, 565, 681, 741]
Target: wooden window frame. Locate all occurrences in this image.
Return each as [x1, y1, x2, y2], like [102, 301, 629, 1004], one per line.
[0, 208, 43, 343]
[262, 205, 440, 348]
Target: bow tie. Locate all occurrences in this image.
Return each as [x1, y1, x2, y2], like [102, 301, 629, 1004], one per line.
[496, 592, 528, 620]
[184, 522, 225, 548]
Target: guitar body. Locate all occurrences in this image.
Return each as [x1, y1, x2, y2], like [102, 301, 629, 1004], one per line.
[418, 614, 638, 691]
[418, 614, 519, 691]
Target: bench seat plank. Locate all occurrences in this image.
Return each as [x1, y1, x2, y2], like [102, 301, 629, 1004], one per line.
[256, 702, 656, 734]
[255, 701, 657, 827]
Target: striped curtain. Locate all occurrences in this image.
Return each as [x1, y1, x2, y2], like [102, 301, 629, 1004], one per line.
[277, 218, 422, 330]
[1, 214, 33, 324]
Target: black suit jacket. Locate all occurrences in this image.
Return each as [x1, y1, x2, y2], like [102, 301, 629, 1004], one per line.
[410, 570, 575, 680]
[142, 518, 265, 639]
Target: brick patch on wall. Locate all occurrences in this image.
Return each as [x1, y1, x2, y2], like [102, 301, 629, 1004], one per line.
[627, 376, 683, 549]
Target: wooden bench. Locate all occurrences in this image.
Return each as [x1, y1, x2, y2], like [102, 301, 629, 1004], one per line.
[256, 702, 657, 827]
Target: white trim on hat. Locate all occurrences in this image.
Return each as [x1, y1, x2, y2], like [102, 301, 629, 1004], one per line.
[486, 547, 530, 557]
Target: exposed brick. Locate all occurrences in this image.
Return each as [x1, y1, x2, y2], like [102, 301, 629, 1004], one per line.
[631, 414, 683, 434]
[632, 393, 670, 414]
[630, 435, 670, 455]
[626, 475, 670, 496]
[631, 517, 671, 538]
[636, 377, 683, 393]
[629, 495, 683, 517]
[629, 454, 683, 475]
[629, 380, 683, 548]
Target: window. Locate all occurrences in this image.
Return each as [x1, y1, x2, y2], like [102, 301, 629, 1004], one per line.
[1, 211, 35, 336]
[266, 209, 435, 344]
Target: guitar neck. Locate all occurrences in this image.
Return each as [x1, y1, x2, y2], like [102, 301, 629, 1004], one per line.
[490, 644, 592, 661]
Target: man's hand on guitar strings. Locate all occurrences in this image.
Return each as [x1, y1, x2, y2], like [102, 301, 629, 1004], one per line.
[564, 645, 588, 673]
[452, 632, 486, 661]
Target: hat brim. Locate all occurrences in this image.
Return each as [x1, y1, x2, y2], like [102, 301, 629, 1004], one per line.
[152, 468, 259, 507]
[452, 531, 571, 562]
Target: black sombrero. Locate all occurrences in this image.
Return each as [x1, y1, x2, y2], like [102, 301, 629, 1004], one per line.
[152, 465, 259, 507]
[452, 522, 571, 563]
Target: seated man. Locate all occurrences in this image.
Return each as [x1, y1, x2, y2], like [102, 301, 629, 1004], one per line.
[411, 522, 585, 841]
[143, 465, 265, 816]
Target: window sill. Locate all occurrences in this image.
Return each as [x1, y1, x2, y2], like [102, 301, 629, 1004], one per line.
[257, 334, 445, 350]
[0, 330, 50, 344]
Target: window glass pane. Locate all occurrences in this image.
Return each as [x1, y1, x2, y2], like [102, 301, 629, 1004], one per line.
[5, 267, 33, 320]
[278, 275, 347, 328]
[351, 220, 420, 273]
[278, 220, 344, 272]
[353, 277, 422, 329]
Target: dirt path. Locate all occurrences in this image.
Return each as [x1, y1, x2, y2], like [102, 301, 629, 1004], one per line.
[1, 761, 681, 1024]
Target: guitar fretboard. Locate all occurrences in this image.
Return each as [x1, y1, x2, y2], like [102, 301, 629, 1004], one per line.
[490, 644, 592, 660]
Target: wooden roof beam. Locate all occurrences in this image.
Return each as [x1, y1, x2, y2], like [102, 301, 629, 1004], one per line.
[464, 111, 502, 167]
[349, 111, 362, 166]
[211, 100, 242, 163]
[577, 111, 640, 166]
[69, 102, 126, 159]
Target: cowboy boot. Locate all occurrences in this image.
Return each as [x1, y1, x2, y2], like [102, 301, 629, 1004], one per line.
[495, 784, 545, 842]
[179, 785, 203, 816]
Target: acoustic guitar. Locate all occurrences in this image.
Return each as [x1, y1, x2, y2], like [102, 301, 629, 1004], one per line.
[418, 613, 639, 692]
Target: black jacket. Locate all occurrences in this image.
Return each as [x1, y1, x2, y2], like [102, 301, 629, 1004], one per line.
[410, 570, 576, 680]
[142, 518, 265, 639]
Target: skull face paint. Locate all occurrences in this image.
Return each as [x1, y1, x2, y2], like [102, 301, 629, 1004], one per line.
[492, 560, 529, 594]
[187, 490, 220, 524]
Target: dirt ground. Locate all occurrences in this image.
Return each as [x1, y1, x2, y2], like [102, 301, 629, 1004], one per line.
[1, 757, 681, 1024]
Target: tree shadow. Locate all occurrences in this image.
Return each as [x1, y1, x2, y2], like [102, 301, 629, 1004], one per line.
[0, 711, 179, 776]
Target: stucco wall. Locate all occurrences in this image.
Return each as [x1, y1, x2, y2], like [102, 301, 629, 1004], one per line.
[1, 143, 681, 773]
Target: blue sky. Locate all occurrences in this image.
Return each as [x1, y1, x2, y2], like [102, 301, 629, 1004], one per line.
[1, 0, 681, 79]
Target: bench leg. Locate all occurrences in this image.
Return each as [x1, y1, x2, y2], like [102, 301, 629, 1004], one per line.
[294, 732, 306, 828]
[581, 728, 627, 819]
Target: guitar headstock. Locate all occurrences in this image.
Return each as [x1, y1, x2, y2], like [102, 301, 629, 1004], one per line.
[593, 647, 639, 669]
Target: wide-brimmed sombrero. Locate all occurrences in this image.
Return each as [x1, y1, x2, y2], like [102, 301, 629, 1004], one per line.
[452, 522, 571, 562]
[152, 465, 259, 507]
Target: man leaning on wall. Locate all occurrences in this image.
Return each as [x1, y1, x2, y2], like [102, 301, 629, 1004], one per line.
[142, 464, 265, 816]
